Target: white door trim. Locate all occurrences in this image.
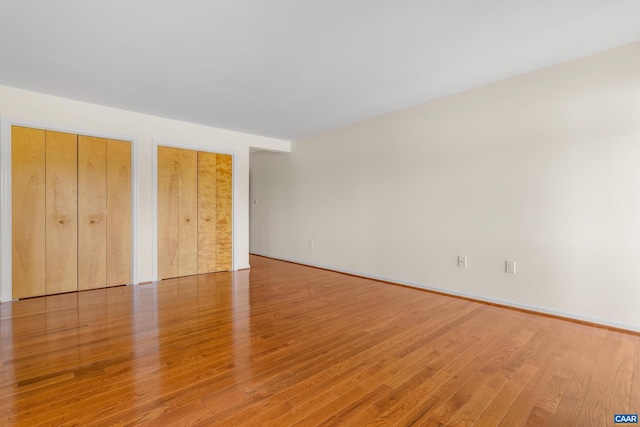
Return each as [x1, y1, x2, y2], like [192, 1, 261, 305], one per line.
[152, 140, 237, 281]
[0, 117, 139, 302]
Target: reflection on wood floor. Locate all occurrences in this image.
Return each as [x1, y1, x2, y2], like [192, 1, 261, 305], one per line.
[1, 255, 639, 426]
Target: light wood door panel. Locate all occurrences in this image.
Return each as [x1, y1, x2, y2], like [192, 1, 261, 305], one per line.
[106, 139, 132, 287]
[178, 148, 198, 277]
[78, 135, 107, 290]
[197, 151, 217, 274]
[216, 154, 232, 271]
[158, 146, 179, 279]
[45, 131, 78, 295]
[11, 126, 46, 298]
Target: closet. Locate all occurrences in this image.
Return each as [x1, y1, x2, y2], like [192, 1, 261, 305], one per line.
[157, 146, 232, 280]
[11, 126, 132, 299]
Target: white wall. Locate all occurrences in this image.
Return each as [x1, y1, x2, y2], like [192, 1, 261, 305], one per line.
[250, 42, 640, 331]
[0, 85, 290, 302]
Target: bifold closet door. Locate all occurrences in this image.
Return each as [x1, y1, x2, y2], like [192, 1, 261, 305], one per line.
[106, 139, 132, 286]
[216, 154, 232, 272]
[158, 146, 198, 278]
[12, 126, 46, 298]
[11, 127, 131, 298]
[158, 146, 179, 280]
[78, 135, 107, 290]
[45, 131, 78, 294]
[158, 147, 232, 280]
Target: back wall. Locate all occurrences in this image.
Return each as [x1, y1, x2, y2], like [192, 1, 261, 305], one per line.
[0, 85, 290, 302]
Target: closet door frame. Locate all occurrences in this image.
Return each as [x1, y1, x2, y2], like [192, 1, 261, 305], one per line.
[152, 140, 236, 281]
[0, 117, 138, 302]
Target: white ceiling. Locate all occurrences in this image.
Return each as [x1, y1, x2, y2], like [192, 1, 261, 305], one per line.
[0, 1, 639, 141]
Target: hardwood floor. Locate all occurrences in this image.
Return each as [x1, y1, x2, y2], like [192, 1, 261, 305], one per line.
[1, 255, 638, 426]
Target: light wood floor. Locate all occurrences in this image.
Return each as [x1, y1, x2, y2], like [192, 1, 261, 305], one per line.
[1, 255, 638, 426]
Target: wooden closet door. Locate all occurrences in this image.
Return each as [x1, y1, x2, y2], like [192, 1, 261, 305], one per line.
[216, 154, 232, 271]
[106, 139, 132, 287]
[12, 126, 46, 298]
[178, 149, 198, 276]
[78, 135, 107, 290]
[197, 151, 217, 274]
[45, 131, 78, 295]
[158, 146, 179, 279]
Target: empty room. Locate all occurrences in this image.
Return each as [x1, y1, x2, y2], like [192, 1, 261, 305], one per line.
[1, 1, 639, 426]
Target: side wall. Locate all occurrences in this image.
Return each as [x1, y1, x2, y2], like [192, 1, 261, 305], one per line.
[250, 42, 640, 331]
[0, 85, 290, 301]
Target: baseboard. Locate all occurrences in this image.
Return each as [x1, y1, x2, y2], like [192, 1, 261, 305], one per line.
[250, 252, 640, 334]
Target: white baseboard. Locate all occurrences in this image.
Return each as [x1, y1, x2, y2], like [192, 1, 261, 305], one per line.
[250, 252, 640, 334]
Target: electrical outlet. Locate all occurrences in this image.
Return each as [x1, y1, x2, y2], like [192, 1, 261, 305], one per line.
[506, 261, 516, 274]
[458, 256, 467, 268]
[309, 240, 314, 248]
